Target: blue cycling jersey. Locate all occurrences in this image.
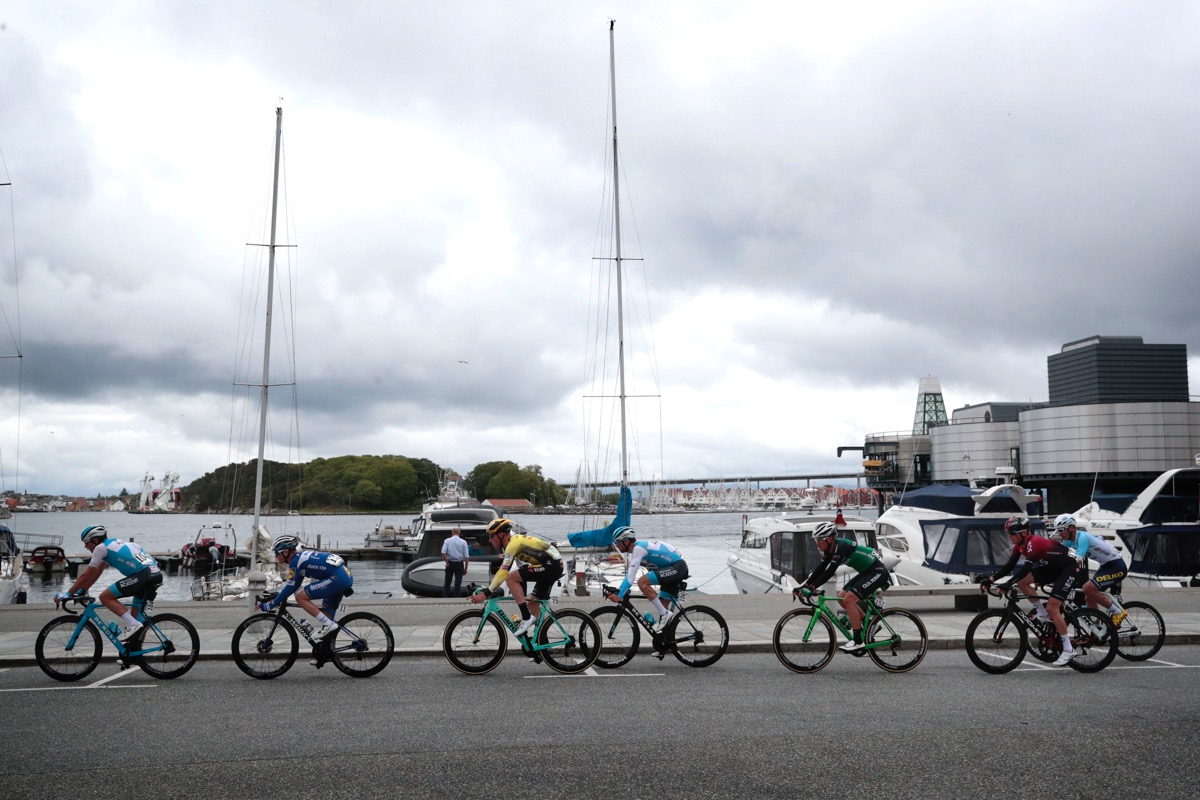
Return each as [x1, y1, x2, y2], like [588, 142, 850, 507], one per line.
[617, 540, 683, 598]
[270, 550, 352, 607]
[1071, 530, 1123, 566]
[87, 538, 160, 577]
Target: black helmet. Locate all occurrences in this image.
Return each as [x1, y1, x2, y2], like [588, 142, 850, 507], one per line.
[1004, 516, 1031, 535]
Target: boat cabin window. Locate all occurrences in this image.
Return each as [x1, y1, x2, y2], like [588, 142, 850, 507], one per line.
[768, 528, 877, 579]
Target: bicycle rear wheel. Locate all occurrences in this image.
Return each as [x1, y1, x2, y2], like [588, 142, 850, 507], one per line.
[330, 612, 394, 677]
[231, 613, 298, 679]
[538, 608, 600, 674]
[964, 610, 1028, 674]
[590, 606, 639, 669]
[35, 616, 102, 682]
[133, 613, 200, 679]
[772, 609, 836, 673]
[443, 609, 507, 675]
[866, 608, 928, 673]
[667, 605, 729, 668]
[1115, 601, 1165, 661]
[1066, 608, 1117, 673]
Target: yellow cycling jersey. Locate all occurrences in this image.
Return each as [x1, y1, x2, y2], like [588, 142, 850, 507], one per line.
[488, 534, 562, 591]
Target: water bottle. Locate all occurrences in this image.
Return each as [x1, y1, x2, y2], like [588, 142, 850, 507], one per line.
[836, 612, 849, 628]
[107, 621, 121, 637]
[298, 620, 313, 636]
[511, 614, 521, 625]
[644, 612, 656, 626]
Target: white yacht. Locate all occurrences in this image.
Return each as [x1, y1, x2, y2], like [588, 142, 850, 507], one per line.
[0, 525, 25, 604]
[727, 511, 894, 595]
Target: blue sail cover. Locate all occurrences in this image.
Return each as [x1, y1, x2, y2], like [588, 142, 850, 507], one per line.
[567, 486, 632, 549]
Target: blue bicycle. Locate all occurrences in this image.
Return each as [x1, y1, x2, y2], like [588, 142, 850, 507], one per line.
[35, 594, 200, 682]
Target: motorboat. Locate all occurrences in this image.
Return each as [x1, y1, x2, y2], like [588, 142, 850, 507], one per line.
[180, 524, 239, 571]
[364, 519, 419, 552]
[24, 545, 68, 574]
[0, 525, 25, 604]
[727, 510, 896, 595]
[189, 525, 283, 601]
[1072, 466, 1200, 587]
[400, 505, 506, 597]
[873, 481, 1044, 585]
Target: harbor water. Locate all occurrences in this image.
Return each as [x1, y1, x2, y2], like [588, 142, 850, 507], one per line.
[7, 509, 859, 603]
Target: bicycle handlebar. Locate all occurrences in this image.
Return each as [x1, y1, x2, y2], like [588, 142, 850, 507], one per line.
[55, 595, 94, 614]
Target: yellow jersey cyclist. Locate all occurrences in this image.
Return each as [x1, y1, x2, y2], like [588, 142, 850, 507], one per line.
[470, 518, 563, 637]
[1053, 514, 1129, 624]
[795, 521, 891, 653]
[55, 525, 163, 642]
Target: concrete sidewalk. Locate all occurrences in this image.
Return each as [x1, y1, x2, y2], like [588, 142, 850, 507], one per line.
[2, 588, 1198, 667]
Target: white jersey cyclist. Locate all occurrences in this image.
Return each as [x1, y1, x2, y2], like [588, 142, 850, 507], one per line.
[88, 537, 161, 578]
[1070, 529, 1123, 567]
[615, 539, 686, 599]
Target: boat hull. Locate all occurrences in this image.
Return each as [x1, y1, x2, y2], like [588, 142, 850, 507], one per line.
[401, 556, 503, 598]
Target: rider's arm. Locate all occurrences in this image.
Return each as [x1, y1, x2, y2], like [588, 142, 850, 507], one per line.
[986, 548, 1022, 583]
[487, 539, 521, 592]
[804, 541, 849, 588]
[616, 544, 647, 598]
[264, 557, 302, 610]
[67, 544, 110, 595]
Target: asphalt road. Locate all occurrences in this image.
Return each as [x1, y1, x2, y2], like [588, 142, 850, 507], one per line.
[3, 647, 1199, 799]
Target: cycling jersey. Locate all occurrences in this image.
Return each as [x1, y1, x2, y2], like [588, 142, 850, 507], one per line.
[993, 535, 1074, 582]
[1071, 530, 1123, 567]
[616, 539, 685, 598]
[88, 538, 160, 577]
[268, 550, 353, 609]
[488, 534, 562, 593]
[804, 537, 884, 588]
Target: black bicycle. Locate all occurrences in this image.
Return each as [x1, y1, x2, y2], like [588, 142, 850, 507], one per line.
[965, 584, 1117, 674]
[589, 583, 729, 668]
[231, 591, 394, 679]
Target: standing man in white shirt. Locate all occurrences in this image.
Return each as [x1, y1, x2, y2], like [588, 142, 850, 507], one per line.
[441, 526, 470, 597]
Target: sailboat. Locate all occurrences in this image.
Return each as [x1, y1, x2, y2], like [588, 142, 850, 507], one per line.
[565, 21, 648, 593]
[190, 107, 293, 601]
[0, 164, 27, 603]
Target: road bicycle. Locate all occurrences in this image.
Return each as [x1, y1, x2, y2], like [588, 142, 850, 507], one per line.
[772, 587, 928, 674]
[965, 583, 1117, 674]
[442, 588, 601, 675]
[35, 593, 200, 682]
[231, 591, 394, 679]
[1067, 585, 1165, 662]
[589, 583, 729, 668]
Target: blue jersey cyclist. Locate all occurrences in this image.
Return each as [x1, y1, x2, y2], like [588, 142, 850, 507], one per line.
[257, 535, 353, 641]
[1054, 514, 1129, 624]
[607, 527, 689, 632]
[796, 521, 891, 654]
[56, 525, 163, 642]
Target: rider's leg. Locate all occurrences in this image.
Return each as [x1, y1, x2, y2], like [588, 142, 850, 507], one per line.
[636, 574, 667, 616]
[99, 587, 140, 629]
[506, 572, 537, 621]
[840, 589, 863, 636]
[1082, 580, 1112, 612]
[1046, 597, 1070, 640]
[294, 588, 334, 627]
[1016, 574, 1046, 616]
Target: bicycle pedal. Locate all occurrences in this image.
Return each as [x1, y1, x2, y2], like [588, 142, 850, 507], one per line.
[653, 651, 666, 661]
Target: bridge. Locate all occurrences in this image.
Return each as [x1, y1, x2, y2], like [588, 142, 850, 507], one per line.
[556, 472, 865, 490]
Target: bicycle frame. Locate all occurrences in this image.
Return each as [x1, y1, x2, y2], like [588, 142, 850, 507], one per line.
[57, 595, 171, 661]
[254, 594, 361, 665]
[475, 595, 578, 657]
[796, 590, 901, 652]
[603, 585, 684, 643]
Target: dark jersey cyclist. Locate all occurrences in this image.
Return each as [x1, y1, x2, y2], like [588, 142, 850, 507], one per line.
[796, 521, 891, 653]
[257, 535, 353, 641]
[981, 516, 1081, 666]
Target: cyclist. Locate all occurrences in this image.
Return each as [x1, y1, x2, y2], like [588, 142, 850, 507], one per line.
[257, 535, 353, 641]
[981, 516, 1081, 667]
[470, 518, 563, 637]
[795, 521, 891, 653]
[55, 525, 163, 642]
[605, 527, 689, 632]
[1053, 514, 1128, 624]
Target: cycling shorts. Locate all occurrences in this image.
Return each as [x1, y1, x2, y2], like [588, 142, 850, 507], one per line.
[843, 562, 891, 599]
[515, 559, 565, 600]
[301, 567, 353, 613]
[648, 559, 689, 595]
[1088, 559, 1128, 591]
[1033, 561, 1081, 601]
[111, 567, 164, 600]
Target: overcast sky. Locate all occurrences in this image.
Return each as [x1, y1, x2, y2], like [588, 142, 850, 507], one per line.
[1, 1, 1198, 498]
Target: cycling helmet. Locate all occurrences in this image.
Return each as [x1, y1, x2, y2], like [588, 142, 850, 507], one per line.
[613, 526, 637, 545]
[1004, 516, 1031, 535]
[272, 534, 300, 555]
[486, 518, 514, 537]
[81, 525, 108, 544]
[812, 521, 838, 541]
[1053, 514, 1077, 532]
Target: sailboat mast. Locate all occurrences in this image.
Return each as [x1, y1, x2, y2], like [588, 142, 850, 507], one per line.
[609, 20, 629, 488]
[250, 106, 284, 566]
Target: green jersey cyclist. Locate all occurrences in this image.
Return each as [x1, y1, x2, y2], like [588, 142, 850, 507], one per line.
[795, 521, 891, 653]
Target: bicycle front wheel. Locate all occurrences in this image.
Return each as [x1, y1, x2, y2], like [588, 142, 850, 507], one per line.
[443, 610, 507, 675]
[866, 608, 928, 673]
[232, 613, 298, 679]
[36, 616, 102, 682]
[1066, 608, 1117, 673]
[133, 613, 200, 679]
[772, 609, 836, 673]
[964, 610, 1028, 674]
[330, 612, 394, 678]
[1115, 601, 1165, 661]
[667, 605, 729, 668]
[590, 606, 639, 669]
[538, 608, 600, 674]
